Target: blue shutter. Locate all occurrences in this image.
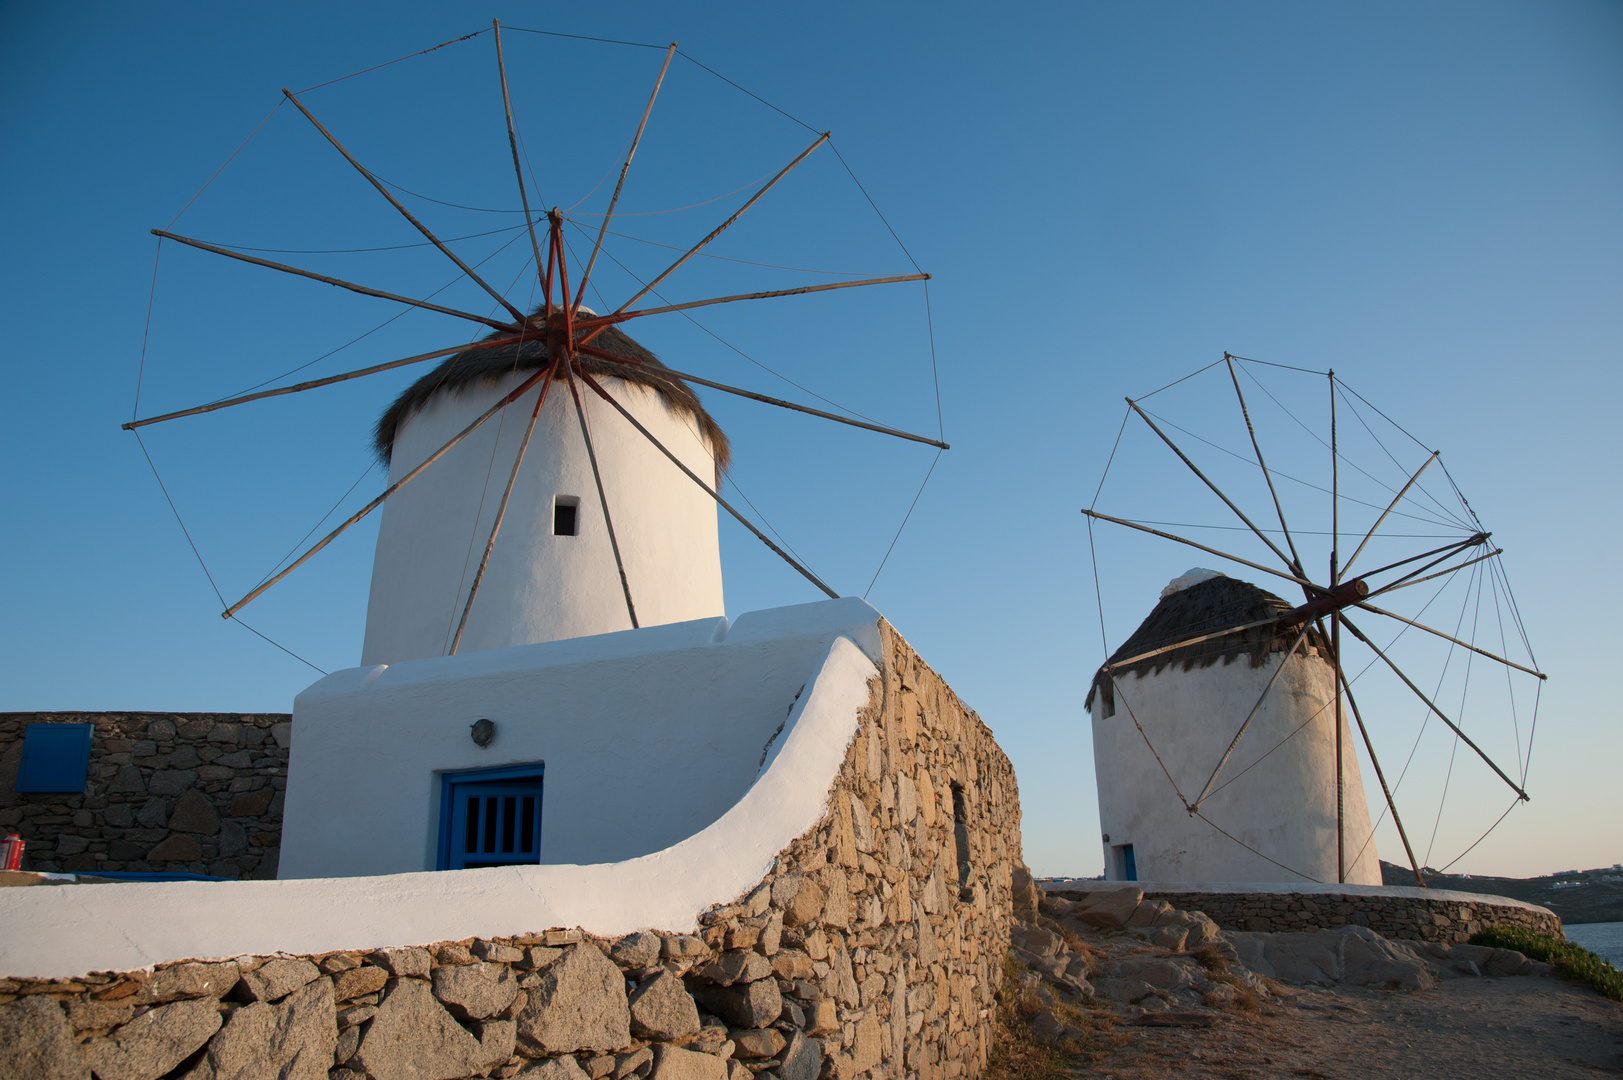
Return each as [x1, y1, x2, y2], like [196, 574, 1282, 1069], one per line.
[16, 724, 94, 793]
[436, 764, 544, 870]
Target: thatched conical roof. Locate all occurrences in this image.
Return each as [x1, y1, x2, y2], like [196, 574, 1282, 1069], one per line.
[373, 309, 729, 470]
[1085, 575, 1327, 710]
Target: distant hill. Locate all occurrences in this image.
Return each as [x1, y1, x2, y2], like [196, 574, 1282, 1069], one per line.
[1381, 861, 1623, 924]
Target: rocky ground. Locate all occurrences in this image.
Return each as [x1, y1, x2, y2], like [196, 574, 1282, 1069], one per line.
[990, 880, 1623, 1079]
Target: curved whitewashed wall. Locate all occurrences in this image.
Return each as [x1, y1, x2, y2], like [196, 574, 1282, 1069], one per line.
[1092, 649, 1380, 886]
[288, 599, 883, 878]
[0, 604, 881, 979]
[362, 371, 724, 666]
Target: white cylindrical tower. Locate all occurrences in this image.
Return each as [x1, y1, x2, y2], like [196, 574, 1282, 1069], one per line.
[1087, 570, 1380, 885]
[360, 320, 728, 666]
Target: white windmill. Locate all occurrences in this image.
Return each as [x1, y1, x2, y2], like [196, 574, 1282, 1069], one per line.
[1083, 354, 1544, 887]
[124, 23, 948, 669]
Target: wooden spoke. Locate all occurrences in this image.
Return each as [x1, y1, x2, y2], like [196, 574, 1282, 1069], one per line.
[1342, 451, 1439, 576]
[1359, 534, 1486, 583]
[222, 363, 552, 619]
[492, 20, 548, 299]
[576, 273, 930, 335]
[1339, 615, 1530, 801]
[1080, 508, 1326, 595]
[1333, 611, 1344, 882]
[1190, 622, 1314, 812]
[1352, 600, 1544, 679]
[449, 354, 558, 655]
[1365, 547, 1502, 600]
[542, 216, 556, 319]
[152, 230, 521, 333]
[1127, 398, 1299, 574]
[575, 41, 678, 313]
[550, 210, 574, 333]
[1361, 537, 1491, 599]
[122, 335, 522, 431]
[281, 88, 530, 324]
[1101, 614, 1288, 675]
[565, 364, 638, 628]
[1330, 370, 1340, 585]
[1337, 659, 1427, 887]
[577, 370, 839, 599]
[584, 130, 832, 344]
[1226, 353, 1305, 578]
[574, 343, 949, 449]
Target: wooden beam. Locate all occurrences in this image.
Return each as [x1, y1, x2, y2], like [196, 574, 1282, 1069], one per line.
[122, 336, 520, 430]
[1127, 398, 1300, 575]
[1189, 622, 1313, 812]
[577, 370, 839, 599]
[1337, 659, 1427, 887]
[574, 344, 949, 449]
[1080, 508, 1326, 594]
[282, 87, 530, 324]
[576, 273, 930, 330]
[1352, 600, 1544, 679]
[582, 130, 832, 345]
[448, 355, 558, 655]
[152, 230, 521, 333]
[1226, 353, 1306, 578]
[492, 20, 548, 299]
[1342, 451, 1439, 577]
[1340, 614, 1530, 801]
[574, 40, 678, 313]
[222, 363, 550, 619]
[565, 364, 638, 628]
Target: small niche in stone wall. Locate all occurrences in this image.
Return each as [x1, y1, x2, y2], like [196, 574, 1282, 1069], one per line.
[952, 781, 972, 894]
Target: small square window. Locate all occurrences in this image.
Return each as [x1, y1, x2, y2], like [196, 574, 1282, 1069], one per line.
[16, 724, 94, 793]
[554, 496, 579, 537]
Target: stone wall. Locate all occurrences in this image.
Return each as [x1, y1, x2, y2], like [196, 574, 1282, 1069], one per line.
[0, 621, 1022, 1080]
[1045, 885, 1561, 944]
[0, 712, 289, 880]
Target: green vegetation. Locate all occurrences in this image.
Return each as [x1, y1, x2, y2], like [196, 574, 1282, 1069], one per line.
[1470, 926, 1623, 1002]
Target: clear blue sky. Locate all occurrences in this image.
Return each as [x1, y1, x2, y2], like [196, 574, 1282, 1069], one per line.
[2, 1, 1618, 879]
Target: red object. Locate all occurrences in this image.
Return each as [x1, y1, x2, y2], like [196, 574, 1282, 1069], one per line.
[0, 833, 24, 871]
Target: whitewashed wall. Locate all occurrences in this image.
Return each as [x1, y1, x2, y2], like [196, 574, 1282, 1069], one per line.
[284, 599, 884, 879]
[362, 371, 724, 666]
[1091, 649, 1381, 886]
[0, 618, 882, 979]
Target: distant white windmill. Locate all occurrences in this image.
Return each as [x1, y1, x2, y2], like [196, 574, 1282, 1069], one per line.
[1083, 354, 1544, 886]
[1089, 569, 1382, 885]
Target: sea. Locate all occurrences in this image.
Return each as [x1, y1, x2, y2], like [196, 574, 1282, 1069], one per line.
[1563, 921, 1623, 967]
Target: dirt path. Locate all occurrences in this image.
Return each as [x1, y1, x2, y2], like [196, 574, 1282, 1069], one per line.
[1083, 976, 1623, 1079]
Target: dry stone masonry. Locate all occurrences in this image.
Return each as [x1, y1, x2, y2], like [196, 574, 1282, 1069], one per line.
[1069, 887, 1564, 944]
[0, 712, 290, 879]
[0, 622, 1023, 1080]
